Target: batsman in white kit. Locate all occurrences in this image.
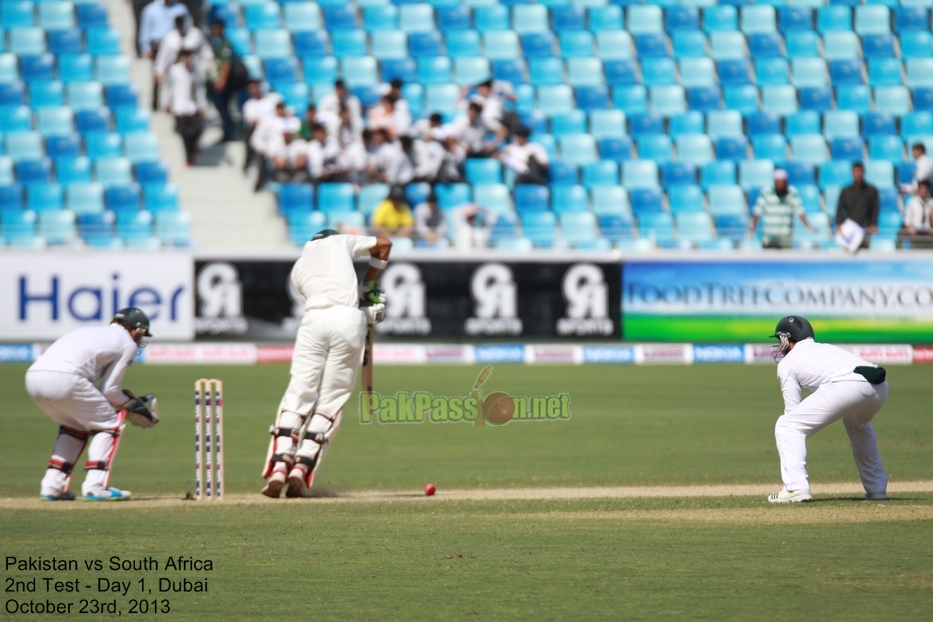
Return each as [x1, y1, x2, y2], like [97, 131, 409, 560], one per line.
[262, 229, 391, 498]
[25, 308, 160, 501]
[768, 316, 889, 503]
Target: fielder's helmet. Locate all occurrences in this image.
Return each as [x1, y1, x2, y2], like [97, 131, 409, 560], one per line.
[770, 315, 815, 342]
[312, 228, 340, 241]
[112, 307, 152, 337]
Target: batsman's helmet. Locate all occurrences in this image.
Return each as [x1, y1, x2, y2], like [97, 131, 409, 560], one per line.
[312, 228, 340, 241]
[112, 307, 152, 337]
[770, 315, 814, 360]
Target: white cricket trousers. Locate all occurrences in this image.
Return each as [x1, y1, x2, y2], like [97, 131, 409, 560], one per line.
[775, 380, 888, 494]
[279, 305, 367, 425]
[25, 371, 123, 496]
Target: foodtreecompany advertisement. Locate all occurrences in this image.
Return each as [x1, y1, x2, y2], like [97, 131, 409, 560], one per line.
[622, 259, 933, 343]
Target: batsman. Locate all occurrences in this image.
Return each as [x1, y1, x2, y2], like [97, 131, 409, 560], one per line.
[262, 229, 391, 498]
[25, 307, 160, 501]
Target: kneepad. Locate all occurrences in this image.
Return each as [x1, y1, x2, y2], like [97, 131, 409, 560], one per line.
[83, 426, 122, 472]
[47, 426, 90, 474]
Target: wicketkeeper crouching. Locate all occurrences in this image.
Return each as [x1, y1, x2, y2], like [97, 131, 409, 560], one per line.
[25, 307, 160, 502]
[261, 229, 391, 498]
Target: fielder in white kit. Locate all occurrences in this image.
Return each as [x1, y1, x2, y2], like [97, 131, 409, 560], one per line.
[262, 229, 391, 498]
[768, 315, 889, 503]
[25, 308, 160, 501]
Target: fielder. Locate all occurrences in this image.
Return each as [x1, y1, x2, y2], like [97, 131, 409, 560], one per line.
[768, 315, 889, 503]
[262, 229, 391, 498]
[25, 308, 160, 502]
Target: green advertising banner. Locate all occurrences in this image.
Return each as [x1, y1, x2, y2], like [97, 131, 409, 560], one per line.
[622, 259, 933, 343]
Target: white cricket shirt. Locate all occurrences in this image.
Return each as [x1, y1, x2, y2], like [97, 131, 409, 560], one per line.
[776, 338, 878, 413]
[291, 234, 377, 311]
[28, 324, 137, 407]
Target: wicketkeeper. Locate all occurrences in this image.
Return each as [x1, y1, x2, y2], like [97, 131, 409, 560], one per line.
[767, 315, 889, 503]
[25, 307, 160, 501]
[262, 229, 391, 498]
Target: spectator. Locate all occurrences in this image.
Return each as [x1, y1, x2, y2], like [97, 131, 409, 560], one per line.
[451, 102, 494, 158]
[139, 0, 190, 111]
[367, 95, 410, 139]
[898, 180, 933, 249]
[497, 126, 549, 185]
[413, 131, 446, 183]
[748, 170, 816, 249]
[438, 134, 465, 184]
[451, 204, 495, 250]
[378, 78, 410, 120]
[371, 186, 414, 238]
[208, 20, 248, 144]
[319, 80, 363, 138]
[334, 105, 361, 147]
[165, 50, 206, 166]
[411, 112, 445, 139]
[368, 130, 413, 186]
[899, 143, 933, 196]
[270, 123, 308, 184]
[835, 162, 880, 251]
[241, 81, 281, 173]
[462, 79, 520, 142]
[250, 102, 290, 191]
[306, 124, 342, 183]
[414, 192, 448, 247]
[154, 16, 211, 96]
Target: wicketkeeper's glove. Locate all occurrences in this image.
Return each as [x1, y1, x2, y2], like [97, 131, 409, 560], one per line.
[363, 303, 386, 326]
[124, 393, 159, 428]
[358, 279, 386, 306]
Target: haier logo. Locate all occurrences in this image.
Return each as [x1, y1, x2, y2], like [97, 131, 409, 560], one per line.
[377, 263, 431, 335]
[195, 263, 248, 335]
[556, 264, 613, 336]
[465, 263, 522, 336]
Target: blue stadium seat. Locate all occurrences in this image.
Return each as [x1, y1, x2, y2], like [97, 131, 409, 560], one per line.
[829, 60, 862, 87]
[817, 6, 851, 34]
[485, 31, 521, 60]
[66, 182, 104, 215]
[666, 6, 699, 33]
[491, 59, 524, 84]
[792, 134, 828, 166]
[382, 59, 416, 84]
[701, 161, 736, 189]
[521, 211, 556, 248]
[628, 5, 663, 35]
[854, 6, 890, 36]
[746, 112, 781, 138]
[672, 31, 707, 60]
[55, 157, 91, 184]
[551, 184, 588, 214]
[46, 134, 80, 160]
[819, 161, 852, 189]
[342, 57, 378, 87]
[446, 30, 480, 57]
[283, 4, 321, 32]
[330, 30, 365, 58]
[436, 6, 471, 32]
[124, 132, 160, 164]
[95, 56, 130, 86]
[862, 112, 895, 138]
[11, 29, 48, 56]
[708, 184, 746, 216]
[27, 182, 63, 212]
[718, 59, 751, 87]
[823, 110, 859, 141]
[49, 30, 84, 58]
[372, 31, 408, 60]
[833, 85, 870, 114]
[0, 83, 26, 107]
[715, 136, 748, 162]
[75, 109, 110, 136]
[869, 136, 903, 162]
[677, 134, 714, 167]
[635, 34, 669, 59]
[752, 134, 786, 163]
[862, 33, 895, 60]
[865, 160, 895, 189]
[630, 188, 664, 216]
[552, 7, 585, 33]
[636, 134, 672, 164]
[560, 211, 601, 247]
[316, 183, 355, 213]
[722, 86, 758, 115]
[668, 184, 704, 214]
[639, 211, 676, 246]
[246, 5, 281, 31]
[754, 58, 787, 86]
[323, 7, 357, 30]
[740, 160, 775, 192]
[512, 5, 548, 35]
[454, 57, 490, 84]
[551, 111, 587, 136]
[650, 85, 686, 116]
[796, 185, 821, 214]
[900, 31, 933, 59]
[75, 4, 107, 28]
[785, 162, 815, 187]
[598, 137, 633, 162]
[537, 84, 575, 116]
[28, 81, 62, 108]
[710, 32, 746, 61]
[424, 83, 459, 114]
[5, 131, 44, 161]
[77, 211, 115, 240]
[613, 85, 647, 115]
[741, 6, 776, 35]
[471, 184, 510, 214]
[85, 132, 121, 160]
[779, 7, 812, 33]
[822, 31, 859, 62]
[868, 58, 902, 87]
[465, 159, 502, 185]
[628, 112, 664, 137]
[667, 111, 702, 138]
[474, 6, 508, 32]
[434, 183, 471, 209]
[762, 85, 798, 115]
[591, 186, 630, 218]
[875, 86, 910, 115]
[529, 58, 563, 86]
[38, 209, 77, 244]
[37, 107, 74, 137]
[94, 157, 132, 187]
[679, 58, 715, 89]
[409, 32, 442, 59]
[418, 58, 451, 85]
[292, 31, 327, 57]
[560, 32, 594, 59]
[279, 183, 314, 215]
[105, 185, 141, 213]
[20, 55, 55, 83]
[902, 112, 933, 139]
[576, 85, 609, 112]
[706, 110, 742, 141]
[792, 58, 827, 87]
[155, 211, 191, 246]
[589, 6, 623, 32]
[86, 27, 120, 57]
[105, 84, 138, 110]
[66, 82, 104, 112]
[641, 58, 675, 87]
[896, 6, 929, 33]
[596, 31, 633, 60]
[16, 159, 52, 184]
[661, 162, 696, 189]
[359, 184, 390, 217]
[907, 59, 933, 89]
[785, 31, 819, 59]
[799, 86, 833, 113]
[579, 161, 616, 188]
[2, 2, 35, 28]
[517, 33, 551, 60]
[622, 160, 659, 189]
[914, 89, 933, 113]
[0, 184, 25, 211]
[363, 6, 397, 32]
[587, 110, 624, 140]
[878, 187, 899, 214]
[0, 106, 32, 133]
[514, 184, 550, 214]
[703, 6, 738, 34]
[748, 33, 782, 59]
[548, 162, 578, 186]
[559, 133, 598, 166]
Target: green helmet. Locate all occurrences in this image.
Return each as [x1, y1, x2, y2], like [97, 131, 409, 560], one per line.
[312, 229, 340, 241]
[112, 307, 153, 337]
[770, 316, 813, 359]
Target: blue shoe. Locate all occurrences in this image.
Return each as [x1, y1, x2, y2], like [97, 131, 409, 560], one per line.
[39, 491, 75, 501]
[82, 487, 132, 501]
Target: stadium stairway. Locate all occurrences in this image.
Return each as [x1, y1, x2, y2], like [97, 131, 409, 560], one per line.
[106, 0, 286, 250]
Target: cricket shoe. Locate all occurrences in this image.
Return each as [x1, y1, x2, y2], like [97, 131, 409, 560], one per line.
[82, 487, 131, 501]
[865, 491, 887, 501]
[40, 491, 75, 501]
[767, 489, 812, 503]
[261, 470, 286, 499]
[285, 465, 309, 498]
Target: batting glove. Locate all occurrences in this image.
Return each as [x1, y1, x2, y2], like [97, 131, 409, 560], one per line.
[363, 303, 386, 326]
[359, 279, 386, 306]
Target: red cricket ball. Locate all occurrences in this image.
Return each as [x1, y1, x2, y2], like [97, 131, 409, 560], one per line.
[424, 483, 436, 496]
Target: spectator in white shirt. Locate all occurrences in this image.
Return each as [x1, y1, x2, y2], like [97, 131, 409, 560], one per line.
[898, 180, 933, 249]
[899, 143, 933, 195]
[306, 124, 343, 183]
[154, 16, 210, 90]
[497, 126, 549, 185]
[368, 95, 411, 139]
[413, 132, 445, 183]
[241, 81, 281, 172]
[165, 50, 206, 166]
[250, 103, 291, 191]
[319, 80, 362, 138]
[367, 130, 414, 186]
[451, 102, 495, 158]
[451, 204, 495, 250]
[414, 192, 448, 247]
[269, 121, 308, 183]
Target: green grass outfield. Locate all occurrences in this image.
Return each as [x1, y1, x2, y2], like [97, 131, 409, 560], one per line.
[1, 364, 931, 621]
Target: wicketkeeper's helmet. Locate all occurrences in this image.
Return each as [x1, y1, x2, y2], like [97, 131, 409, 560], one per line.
[312, 228, 340, 241]
[770, 315, 814, 360]
[112, 307, 153, 337]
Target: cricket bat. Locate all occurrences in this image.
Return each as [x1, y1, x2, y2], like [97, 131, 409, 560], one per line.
[361, 324, 375, 393]
[472, 365, 493, 427]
